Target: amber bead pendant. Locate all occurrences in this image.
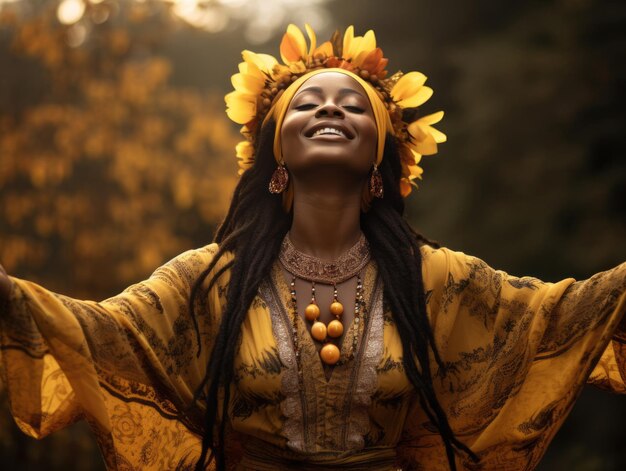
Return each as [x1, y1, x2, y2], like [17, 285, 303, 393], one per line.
[289, 273, 364, 367]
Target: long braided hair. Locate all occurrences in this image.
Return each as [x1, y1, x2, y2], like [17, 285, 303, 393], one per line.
[189, 119, 476, 470]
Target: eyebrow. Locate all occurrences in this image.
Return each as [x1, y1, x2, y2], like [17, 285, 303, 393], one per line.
[296, 86, 365, 98]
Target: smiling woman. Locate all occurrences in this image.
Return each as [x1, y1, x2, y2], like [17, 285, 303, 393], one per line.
[1, 23, 625, 471]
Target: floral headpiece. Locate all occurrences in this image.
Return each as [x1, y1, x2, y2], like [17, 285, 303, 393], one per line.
[225, 24, 446, 197]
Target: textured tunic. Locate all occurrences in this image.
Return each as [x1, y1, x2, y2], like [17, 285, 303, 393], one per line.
[0, 243, 624, 470]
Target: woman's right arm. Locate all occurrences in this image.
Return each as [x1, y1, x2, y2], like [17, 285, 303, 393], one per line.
[0, 243, 227, 443]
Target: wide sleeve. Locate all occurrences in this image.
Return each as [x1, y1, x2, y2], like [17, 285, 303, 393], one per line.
[0, 243, 227, 470]
[396, 246, 626, 471]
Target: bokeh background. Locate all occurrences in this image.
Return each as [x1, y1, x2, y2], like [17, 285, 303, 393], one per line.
[0, 0, 624, 469]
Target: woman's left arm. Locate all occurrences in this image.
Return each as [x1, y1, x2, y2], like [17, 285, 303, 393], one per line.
[397, 247, 626, 470]
[549, 264, 626, 393]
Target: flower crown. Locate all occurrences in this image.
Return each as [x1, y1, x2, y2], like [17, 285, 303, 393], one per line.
[225, 24, 446, 197]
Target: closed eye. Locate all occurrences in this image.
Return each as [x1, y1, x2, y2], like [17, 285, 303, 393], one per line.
[343, 105, 365, 113]
[294, 103, 318, 111]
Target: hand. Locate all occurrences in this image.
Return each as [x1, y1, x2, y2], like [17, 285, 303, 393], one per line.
[0, 263, 12, 304]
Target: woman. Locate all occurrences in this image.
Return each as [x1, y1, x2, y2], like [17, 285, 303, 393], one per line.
[1, 25, 625, 471]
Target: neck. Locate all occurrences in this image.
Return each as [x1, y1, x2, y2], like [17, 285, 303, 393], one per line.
[289, 189, 362, 260]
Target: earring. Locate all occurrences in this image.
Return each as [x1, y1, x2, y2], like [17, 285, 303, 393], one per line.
[369, 163, 383, 198]
[269, 163, 289, 194]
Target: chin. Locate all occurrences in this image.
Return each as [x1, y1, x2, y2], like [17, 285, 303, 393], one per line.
[292, 150, 370, 177]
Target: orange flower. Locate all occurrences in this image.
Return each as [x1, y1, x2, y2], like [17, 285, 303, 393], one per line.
[359, 48, 388, 78]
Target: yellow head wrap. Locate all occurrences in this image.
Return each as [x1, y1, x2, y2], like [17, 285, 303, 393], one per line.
[264, 68, 394, 166]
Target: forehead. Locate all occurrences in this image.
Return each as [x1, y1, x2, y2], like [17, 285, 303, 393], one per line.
[294, 72, 369, 98]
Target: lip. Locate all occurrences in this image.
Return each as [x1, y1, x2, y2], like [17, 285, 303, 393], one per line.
[304, 121, 355, 140]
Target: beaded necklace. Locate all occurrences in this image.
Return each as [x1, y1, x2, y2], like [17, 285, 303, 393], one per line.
[280, 234, 370, 366]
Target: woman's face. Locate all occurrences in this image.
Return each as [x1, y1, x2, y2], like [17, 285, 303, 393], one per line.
[280, 72, 377, 182]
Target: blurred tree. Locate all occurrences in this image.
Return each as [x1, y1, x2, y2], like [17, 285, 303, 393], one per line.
[0, 2, 238, 468]
[0, 1, 238, 296]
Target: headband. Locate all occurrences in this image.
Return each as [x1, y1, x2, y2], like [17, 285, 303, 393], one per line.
[225, 24, 446, 197]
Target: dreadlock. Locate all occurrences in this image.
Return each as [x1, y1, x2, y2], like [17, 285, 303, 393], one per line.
[189, 119, 477, 470]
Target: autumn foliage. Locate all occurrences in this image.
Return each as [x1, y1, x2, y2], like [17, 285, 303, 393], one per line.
[0, 2, 238, 298]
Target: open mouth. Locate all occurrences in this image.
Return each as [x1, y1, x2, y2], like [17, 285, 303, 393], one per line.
[306, 124, 354, 140]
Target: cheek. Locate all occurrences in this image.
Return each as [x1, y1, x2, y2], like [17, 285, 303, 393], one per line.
[279, 117, 301, 158]
[359, 121, 379, 157]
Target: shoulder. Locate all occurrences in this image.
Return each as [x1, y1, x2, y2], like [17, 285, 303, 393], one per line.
[153, 243, 233, 286]
[420, 245, 471, 284]
[167, 243, 221, 267]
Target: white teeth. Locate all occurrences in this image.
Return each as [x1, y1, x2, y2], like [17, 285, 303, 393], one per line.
[312, 127, 346, 138]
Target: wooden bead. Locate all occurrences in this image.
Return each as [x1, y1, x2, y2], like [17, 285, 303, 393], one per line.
[310, 321, 327, 342]
[304, 303, 320, 321]
[327, 319, 343, 338]
[320, 343, 340, 365]
[330, 301, 344, 317]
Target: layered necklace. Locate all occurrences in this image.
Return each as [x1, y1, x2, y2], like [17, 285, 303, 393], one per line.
[279, 233, 370, 366]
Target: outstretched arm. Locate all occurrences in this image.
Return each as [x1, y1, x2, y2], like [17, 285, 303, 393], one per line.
[397, 246, 626, 470]
[0, 245, 227, 468]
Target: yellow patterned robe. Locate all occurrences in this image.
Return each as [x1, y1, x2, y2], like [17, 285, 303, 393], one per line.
[0, 243, 624, 470]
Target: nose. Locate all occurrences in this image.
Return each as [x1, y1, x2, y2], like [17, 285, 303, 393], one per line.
[315, 102, 344, 119]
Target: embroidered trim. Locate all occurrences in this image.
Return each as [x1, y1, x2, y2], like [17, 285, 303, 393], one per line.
[343, 275, 384, 449]
[259, 277, 312, 453]
[279, 233, 371, 284]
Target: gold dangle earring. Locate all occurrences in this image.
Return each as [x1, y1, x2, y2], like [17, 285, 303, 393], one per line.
[269, 162, 289, 194]
[369, 163, 383, 198]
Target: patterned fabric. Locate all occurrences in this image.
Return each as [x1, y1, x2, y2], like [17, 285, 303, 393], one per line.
[0, 243, 624, 470]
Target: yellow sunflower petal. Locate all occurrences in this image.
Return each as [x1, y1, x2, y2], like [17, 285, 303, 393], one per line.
[225, 91, 256, 124]
[313, 41, 333, 58]
[231, 71, 264, 95]
[348, 29, 377, 64]
[280, 24, 307, 64]
[427, 125, 447, 143]
[242, 50, 278, 74]
[411, 133, 438, 155]
[398, 85, 433, 108]
[346, 37, 360, 60]
[408, 164, 423, 179]
[390, 71, 428, 105]
[407, 120, 429, 141]
[410, 147, 423, 165]
[418, 110, 444, 125]
[361, 30, 376, 53]
[305, 23, 317, 58]
[343, 25, 355, 59]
